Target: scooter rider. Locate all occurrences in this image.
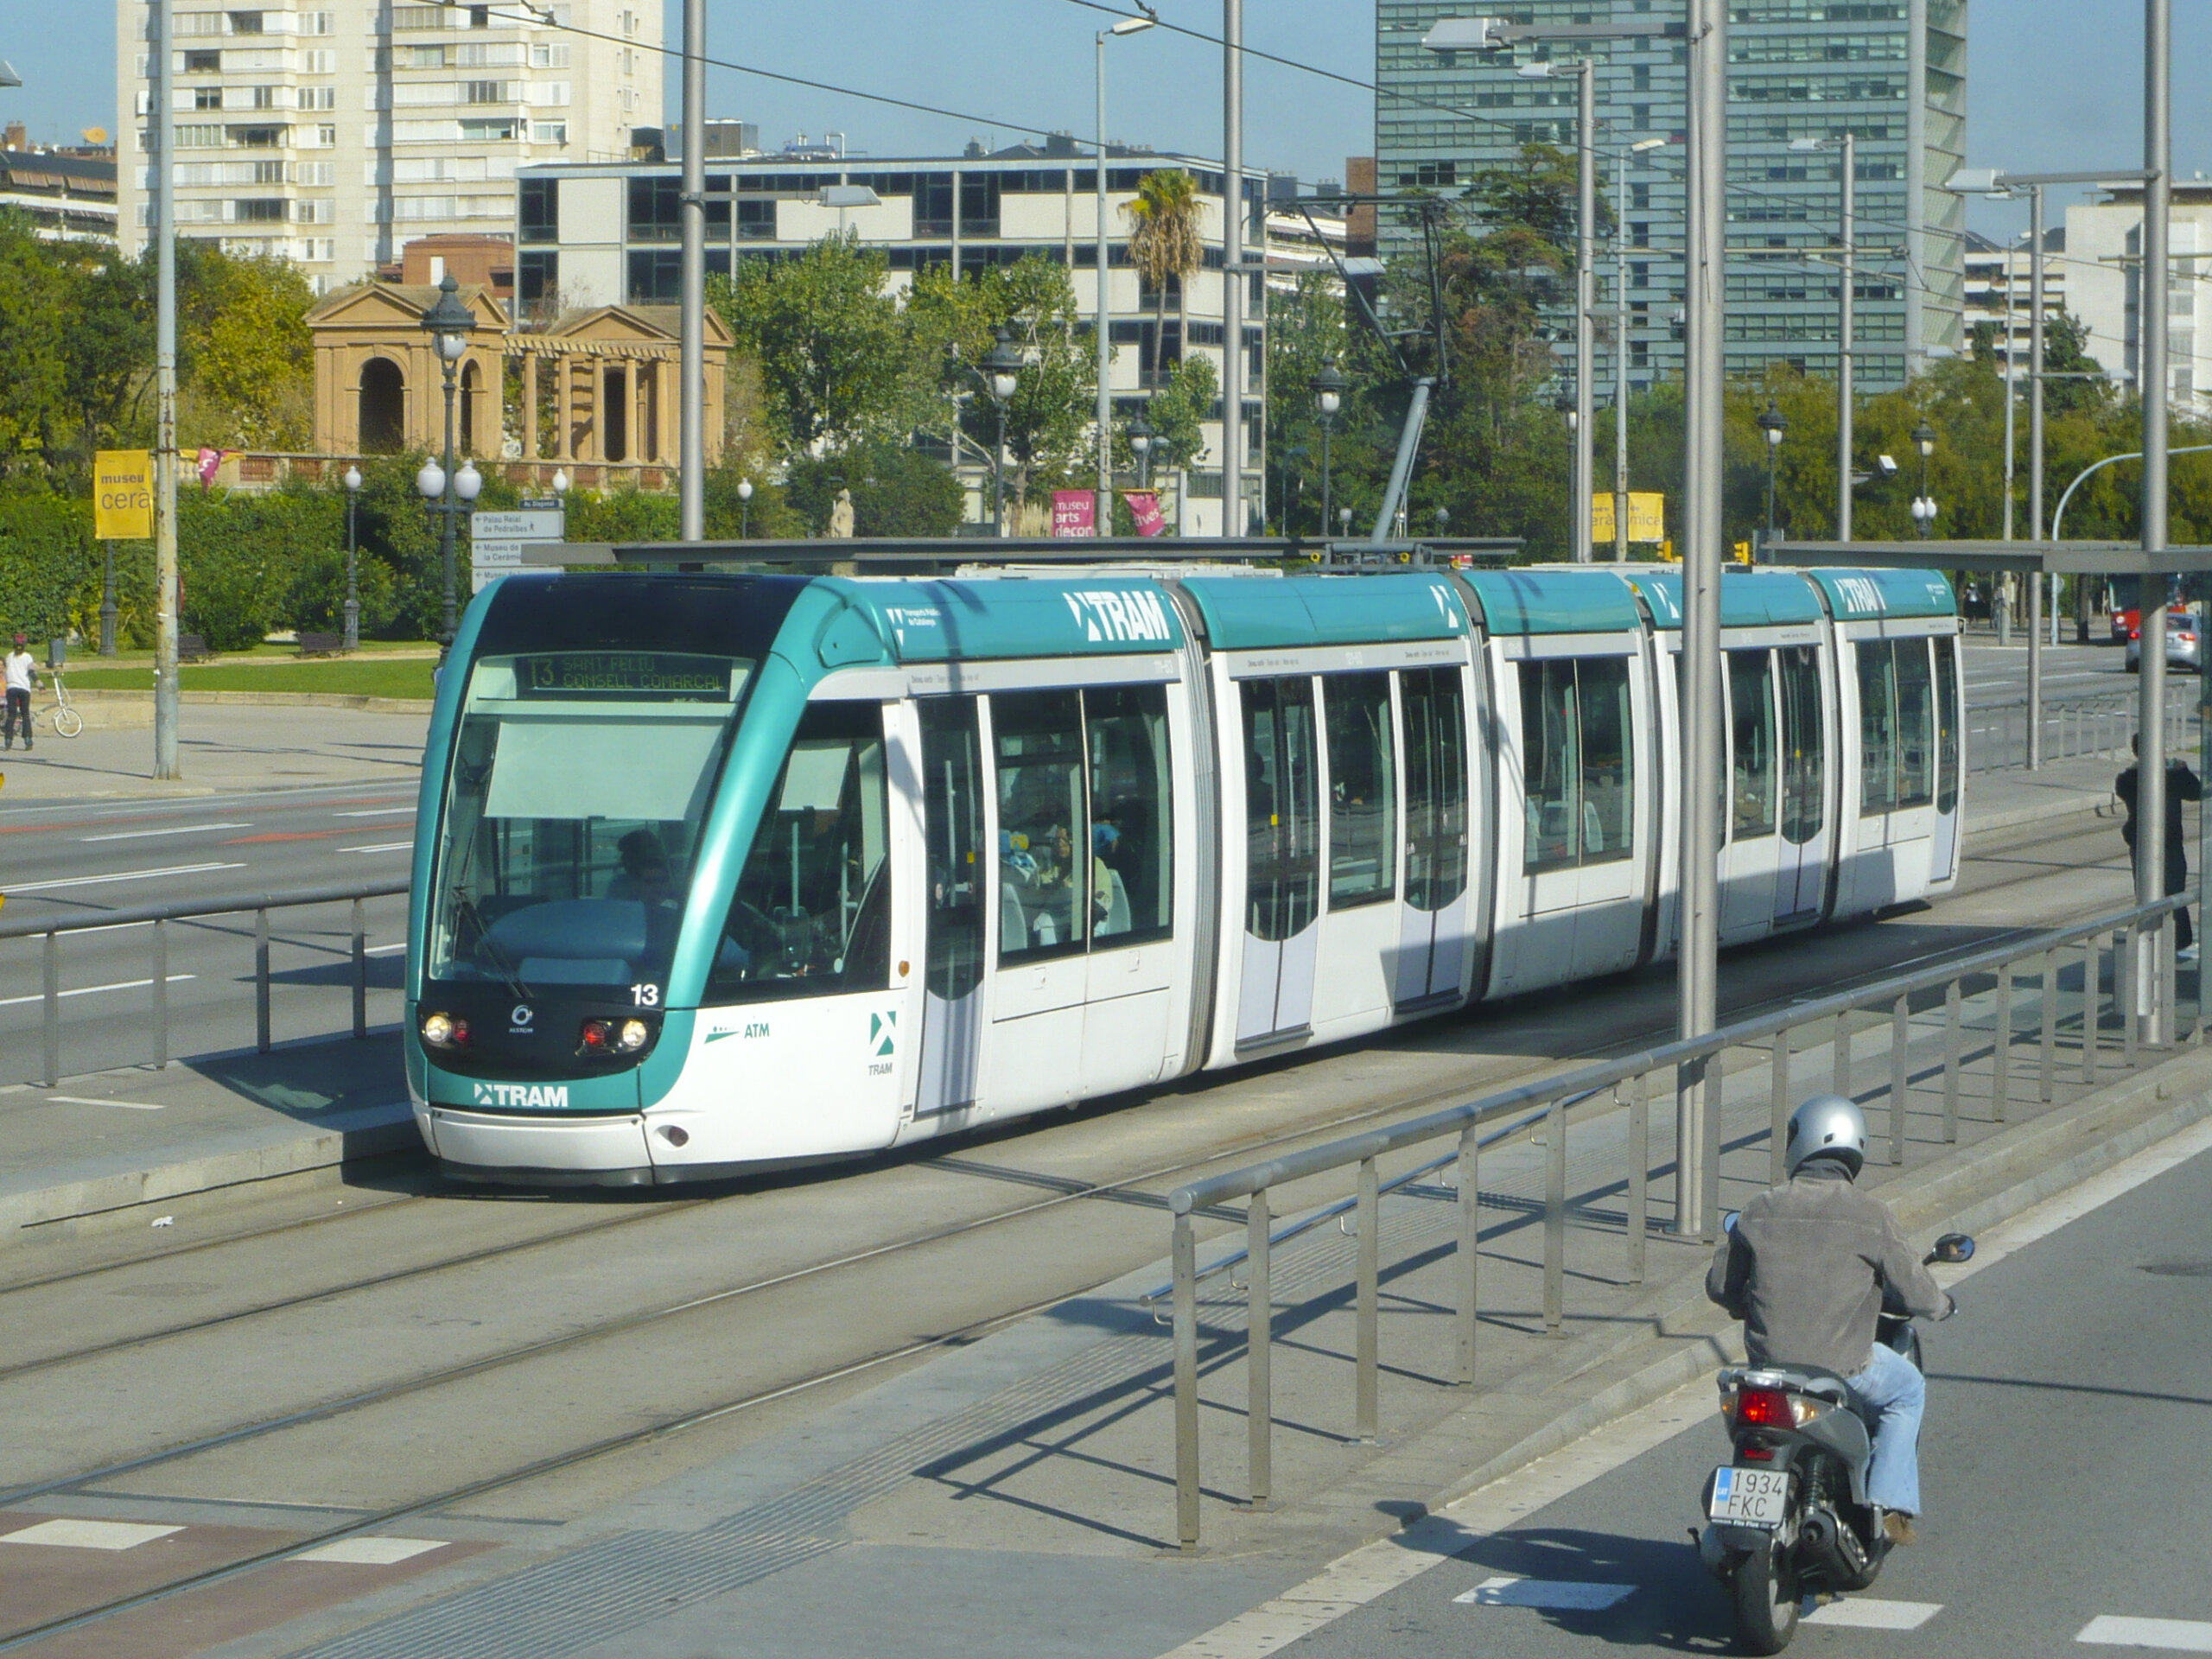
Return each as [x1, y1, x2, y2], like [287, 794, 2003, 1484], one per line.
[1706, 1095, 1953, 1546]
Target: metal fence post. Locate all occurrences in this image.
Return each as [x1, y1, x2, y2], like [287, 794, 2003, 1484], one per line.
[1457, 1122, 1480, 1383]
[1992, 962, 2012, 1122]
[1356, 1155, 1380, 1440]
[1942, 978, 1962, 1142]
[1173, 1211, 1200, 1550]
[1246, 1185, 1271, 1509]
[1833, 1011, 1850, 1097]
[2041, 948, 2058, 1100]
[1890, 994, 1910, 1166]
[351, 897, 368, 1039]
[1702, 1049, 1725, 1240]
[2122, 927, 2139, 1068]
[152, 918, 169, 1068]
[2161, 917, 2178, 1046]
[254, 906, 272, 1054]
[1544, 1094, 1567, 1333]
[2082, 935, 2100, 1084]
[41, 930, 60, 1089]
[1624, 1080, 1648, 1286]
[1770, 1030, 1791, 1186]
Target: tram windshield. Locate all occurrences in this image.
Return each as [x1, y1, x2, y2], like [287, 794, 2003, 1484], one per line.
[427, 650, 753, 1001]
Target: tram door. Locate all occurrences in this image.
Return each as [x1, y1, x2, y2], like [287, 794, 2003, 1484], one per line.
[1930, 634, 1962, 883]
[1395, 666, 1472, 1006]
[1237, 677, 1321, 1046]
[912, 696, 988, 1118]
[1774, 644, 1832, 924]
[1718, 648, 1782, 943]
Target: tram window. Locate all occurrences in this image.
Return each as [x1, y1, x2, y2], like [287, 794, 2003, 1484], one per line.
[1857, 640, 1898, 814]
[1520, 656, 1634, 872]
[918, 696, 985, 1002]
[1243, 677, 1320, 943]
[1086, 683, 1173, 944]
[1728, 649, 1778, 840]
[1323, 672, 1395, 908]
[1894, 639, 1935, 808]
[1402, 665, 1471, 908]
[993, 690, 1090, 963]
[707, 700, 891, 1002]
[1934, 635, 1960, 814]
[1779, 644, 1825, 846]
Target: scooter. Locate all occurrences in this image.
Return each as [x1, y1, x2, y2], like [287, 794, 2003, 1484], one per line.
[1696, 1225, 1974, 1654]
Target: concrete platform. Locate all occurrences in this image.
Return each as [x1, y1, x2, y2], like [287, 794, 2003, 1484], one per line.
[0, 705, 429, 803]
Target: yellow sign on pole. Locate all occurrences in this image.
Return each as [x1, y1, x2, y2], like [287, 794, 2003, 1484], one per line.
[1590, 491, 1666, 545]
[93, 449, 153, 540]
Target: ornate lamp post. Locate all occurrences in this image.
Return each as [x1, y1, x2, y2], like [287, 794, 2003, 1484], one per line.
[1310, 359, 1346, 541]
[737, 476, 753, 537]
[1128, 412, 1153, 491]
[982, 327, 1023, 536]
[1758, 399, 1788, 542]
[342, 465, 362, 652]
[417, 275, 475, 645]
[1910, 418, 1937, 539]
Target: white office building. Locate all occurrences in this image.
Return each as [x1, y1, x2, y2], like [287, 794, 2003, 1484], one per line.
[1961, 227, 2068, 375]
[118, 0, 659, 289]
[515, 136, 1274, 534]
[2062, 179, 2212, 416]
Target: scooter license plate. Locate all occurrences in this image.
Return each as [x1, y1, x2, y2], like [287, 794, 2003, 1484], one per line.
[1709, 1465, 1789, 1528]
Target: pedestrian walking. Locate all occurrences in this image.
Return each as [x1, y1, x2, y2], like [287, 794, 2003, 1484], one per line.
[3, 633, 35, 752]
[2117, 733, 2203, 958]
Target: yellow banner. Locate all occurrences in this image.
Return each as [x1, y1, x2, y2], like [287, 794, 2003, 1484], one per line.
[1590, 490, 1666, 544]
[93, 449, 152, 540]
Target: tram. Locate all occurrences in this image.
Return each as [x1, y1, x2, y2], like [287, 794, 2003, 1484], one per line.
[403, 561, 1962, 1185]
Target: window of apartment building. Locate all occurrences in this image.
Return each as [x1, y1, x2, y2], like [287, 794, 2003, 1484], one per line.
[912, 174, 954, 236]
[302, 49, 336, 73]
[1631, 62, 1651, 91]
[185, 49, 222, 73]
[530, 42, 570, 67]
[249, 159, 284, 183]
[519, 176, 558, 241]
[531, 121, 568, 145]
[518, 250, 558, 308]
[471, 5, 492, 25]
[175, 13, 224, 37]
[195, 86, 224, 110]
[302, 12, 333, 35]
[1630, 181, 1650, 210]
[233, 197, 284, 222]
[249, 86, 282, 110]
[310, 124, 336, 147]
[734, 197, 775, 240]
[300, 86, 336, 111]
[628, 175, 682, 240]
[229, 125, 284, 148]
[627, 248, 679, 303]
[410, 45, 447, 67]
[299, 161, 334, 185]
[459, 118, 518, 142]
[227, 11, 264, 34]
[463, 80, 505, 105]
[958, 171, 1001, 238]
[393, 7, 444, 30]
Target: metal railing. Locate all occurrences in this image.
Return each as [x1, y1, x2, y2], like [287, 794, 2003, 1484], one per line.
[0, 880, 410, 1087]
[1158, 890, 2196, 1549]
[1967, 683, 2199, 772]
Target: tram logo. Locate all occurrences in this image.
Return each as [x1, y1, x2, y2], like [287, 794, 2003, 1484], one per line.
[510, 1004, 534, 1030]
[472, 1083, 570, 1109]
[870, 1009, 897, 1058]
[1064, 589, 1172, 645]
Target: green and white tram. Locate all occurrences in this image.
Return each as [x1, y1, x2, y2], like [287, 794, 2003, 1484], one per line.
[404, 562, 1962, 1185]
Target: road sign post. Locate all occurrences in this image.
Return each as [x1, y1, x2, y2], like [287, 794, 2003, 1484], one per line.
[469, 505, 564, 594]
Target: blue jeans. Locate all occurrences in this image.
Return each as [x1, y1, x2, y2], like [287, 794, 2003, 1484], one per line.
[1845, 1340, 1926, 1516]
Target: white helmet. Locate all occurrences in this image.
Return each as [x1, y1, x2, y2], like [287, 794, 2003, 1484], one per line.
[1783, 1093, 1867, 1179]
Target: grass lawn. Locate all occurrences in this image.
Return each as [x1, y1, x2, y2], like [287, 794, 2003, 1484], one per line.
[66, 658, 435, 699]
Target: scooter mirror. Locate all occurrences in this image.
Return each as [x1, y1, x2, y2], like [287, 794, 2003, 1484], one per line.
[1722, 1211, 1741, 1236]
[1929, 1232, 1975, 1264]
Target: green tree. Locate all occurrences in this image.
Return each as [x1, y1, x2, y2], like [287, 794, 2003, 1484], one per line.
[1122, 168, 1206, 389]
[1265, 271, 1358, 536]
[784, 442, 964, 537]
[0, 213, 70, 479]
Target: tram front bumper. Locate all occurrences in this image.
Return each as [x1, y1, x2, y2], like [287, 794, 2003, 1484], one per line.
[419, 1103, 652, 1187]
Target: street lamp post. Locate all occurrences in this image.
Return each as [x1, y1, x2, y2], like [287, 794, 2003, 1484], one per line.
[981, 327, 1024, 536]
[1758, 400, 1787, 543]
[1910, 418, 1936, 539]
[99, 543, 117, 656]
[342, 465, 362, 652]
[1128, 413, 1153, 492]
[1791, 133, 1855, 541]
[1096, 15, 1156, 539]
[737, 476, 753, 538]
[418, 275, 475, 646]
[1310, 359, 1345, 543]
[1615, 137, 1668, 562]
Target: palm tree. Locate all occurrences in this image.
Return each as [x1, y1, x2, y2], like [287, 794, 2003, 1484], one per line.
[1121, 168, 1205, 391]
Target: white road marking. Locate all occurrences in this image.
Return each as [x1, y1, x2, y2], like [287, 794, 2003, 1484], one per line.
[1, 1519, 181, 1550]
[339, 842, 413, 855]
[332, 807, 416, 818]
[1151, 1111, 2212, 1659]
[0, 974, 196, 1008]
[365, 942, 407, 956]
[79, 822, 251, 842]
[296, 1535, 448, 1566]
[1804, 1599, 1944, 1630]
[44, 1095, 166, 1112]
[5, 861, 245, 893]
[2079, 1617, 2212, 1651]
[1454, 1577, 1635, 1611]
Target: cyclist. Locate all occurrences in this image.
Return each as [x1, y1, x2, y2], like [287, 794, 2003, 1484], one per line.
[3, 633, 36, 751]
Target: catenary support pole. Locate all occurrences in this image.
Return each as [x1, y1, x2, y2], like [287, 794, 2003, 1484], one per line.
[1904, 0, 1927, 376]
[2139, 0, 2171, 1046]
[1675, 0, 1726, 1236]
[1838, 132, 1855, 541]
[1220, 0, 1243, 538]
[1096, 32, 1114, 540]
[1615, 148, 1630, 563]
[677, 0, 704, 543]
[153, 0, 180, 780]
[1573, 60, 1596, 563]
[2027, 191, 2047, 766]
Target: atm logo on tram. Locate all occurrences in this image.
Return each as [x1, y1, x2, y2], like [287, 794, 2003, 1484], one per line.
[472, 1082, 570, 1109]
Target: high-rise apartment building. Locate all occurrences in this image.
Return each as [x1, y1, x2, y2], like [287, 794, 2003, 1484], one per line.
[118, 1, 660, 290]
[1377, 0, 1966, 396]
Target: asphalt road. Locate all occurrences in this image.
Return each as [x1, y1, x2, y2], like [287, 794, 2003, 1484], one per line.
[1281, 1131, 2212, 1658]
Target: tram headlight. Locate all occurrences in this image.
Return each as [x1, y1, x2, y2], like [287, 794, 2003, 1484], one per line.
[578, 1015, 658, 1059]
[617, 1018, 651, 1052]
[420, 1011, 468, 1050]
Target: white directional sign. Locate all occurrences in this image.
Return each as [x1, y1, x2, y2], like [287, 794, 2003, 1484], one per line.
[470, 508, 565, 594]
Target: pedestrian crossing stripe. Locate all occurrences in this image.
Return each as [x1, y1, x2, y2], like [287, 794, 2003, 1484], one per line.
[2078, 1617, 2212, 1652]
[1804, 1599, 1944, 1630]
[1454, 1577, 1636, 1611]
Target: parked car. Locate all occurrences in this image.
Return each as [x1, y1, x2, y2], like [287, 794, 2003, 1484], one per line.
[2125, 607, 2202, 671]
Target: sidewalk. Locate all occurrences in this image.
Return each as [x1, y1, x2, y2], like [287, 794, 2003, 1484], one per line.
[1963, 752, 2121, 832]
[0, 705, 430, 804]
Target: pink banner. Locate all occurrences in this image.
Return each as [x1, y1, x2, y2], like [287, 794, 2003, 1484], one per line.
[1124, 490, 1165, 537]
[1051, 490, 1097, 537]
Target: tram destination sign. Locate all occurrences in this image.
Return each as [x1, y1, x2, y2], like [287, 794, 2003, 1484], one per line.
[513, 651, 741, 702]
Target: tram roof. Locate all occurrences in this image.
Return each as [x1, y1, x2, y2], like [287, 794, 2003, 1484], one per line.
[808, 575, 1185, 664]
[1459, 568, 1643, 636]
[1803, 567, 1958, 621]
[1618, 568, 1827, 630]
[1176, 573, 1471, 650]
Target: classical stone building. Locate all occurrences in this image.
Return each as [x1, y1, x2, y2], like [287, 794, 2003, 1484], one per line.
[305, 280, 729, 481]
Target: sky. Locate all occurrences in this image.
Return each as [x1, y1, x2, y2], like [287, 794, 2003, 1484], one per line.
[0, 0, 2206, 243]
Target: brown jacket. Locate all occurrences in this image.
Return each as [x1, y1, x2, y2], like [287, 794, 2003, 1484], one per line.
[1706, 1162, 1947, 1375]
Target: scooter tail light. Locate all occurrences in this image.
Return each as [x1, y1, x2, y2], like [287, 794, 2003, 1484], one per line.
[1733, 1387, 1794, 1428]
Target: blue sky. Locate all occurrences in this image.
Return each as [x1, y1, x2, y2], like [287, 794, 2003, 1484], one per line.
[1, 0, 2205, 240]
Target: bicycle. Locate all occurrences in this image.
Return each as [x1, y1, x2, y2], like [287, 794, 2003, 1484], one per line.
[46, 671, 81, 739]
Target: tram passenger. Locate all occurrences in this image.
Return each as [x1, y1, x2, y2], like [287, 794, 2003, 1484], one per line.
[608, 828, 675, 904]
